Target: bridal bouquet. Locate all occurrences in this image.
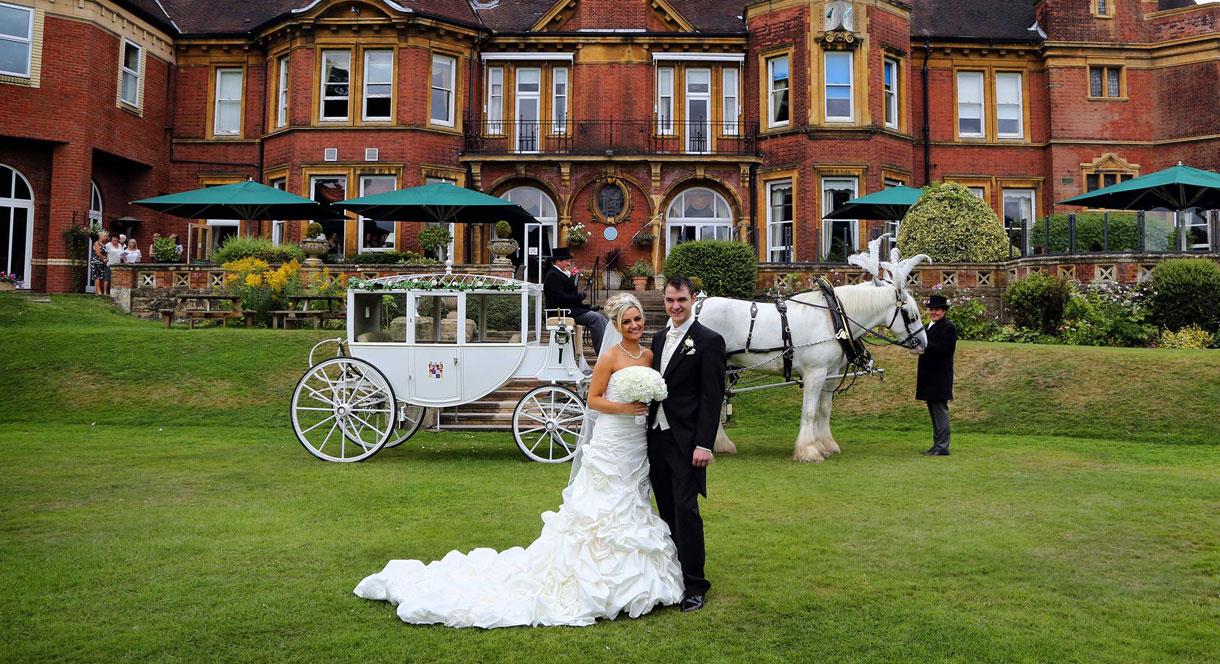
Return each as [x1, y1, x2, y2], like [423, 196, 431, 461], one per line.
[614, 366, 668, 425]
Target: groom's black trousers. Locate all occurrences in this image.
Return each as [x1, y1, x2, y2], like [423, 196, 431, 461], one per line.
[647, 428, 709, 596]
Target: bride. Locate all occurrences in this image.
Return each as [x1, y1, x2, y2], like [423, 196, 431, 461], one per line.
[354, 293, 684, 627]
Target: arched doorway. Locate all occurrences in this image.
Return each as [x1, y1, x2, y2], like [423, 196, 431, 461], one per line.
[499, 185, 557, 283]
[665, 186, 733, 254]
[0, 164, 34, 289]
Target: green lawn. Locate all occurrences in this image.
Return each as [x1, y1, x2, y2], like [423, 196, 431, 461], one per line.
[1, 294, 1217, 663]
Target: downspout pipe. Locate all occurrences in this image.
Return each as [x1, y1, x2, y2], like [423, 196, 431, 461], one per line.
[921, 37, 932, 185]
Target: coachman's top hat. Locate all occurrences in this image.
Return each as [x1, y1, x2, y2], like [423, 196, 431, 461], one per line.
[924, 294, 950, 310]
[550, 247, 573, 261]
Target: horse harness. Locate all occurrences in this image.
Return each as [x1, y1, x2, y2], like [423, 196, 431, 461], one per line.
[691, 276, 872, 386]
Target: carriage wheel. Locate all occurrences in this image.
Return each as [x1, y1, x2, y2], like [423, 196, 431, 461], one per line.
[513, 385, 584, 463]
[291, 357, 396, 462]
[382, 402, 426, 449]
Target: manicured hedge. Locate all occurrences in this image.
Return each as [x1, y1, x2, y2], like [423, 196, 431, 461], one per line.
[211, 236, 305, 265]
[1149, 258, 1220, 332]
[898, 182, 1008, 262]
[663, 240, 757, 299]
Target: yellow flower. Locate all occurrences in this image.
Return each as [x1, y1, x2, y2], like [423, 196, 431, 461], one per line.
[244, 273, 263, 288]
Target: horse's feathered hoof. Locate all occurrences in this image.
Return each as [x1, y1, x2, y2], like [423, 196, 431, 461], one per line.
[792, 450, 824, 463]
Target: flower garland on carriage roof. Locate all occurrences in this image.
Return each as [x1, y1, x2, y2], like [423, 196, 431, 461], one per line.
[347, 276, 524, 293]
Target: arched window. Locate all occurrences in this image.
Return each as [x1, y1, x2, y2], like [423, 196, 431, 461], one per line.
[665, 187, 732, 252]
[89, 181, 103, 225]
[500, 186, 557, 282]
[0, 164, 34, 288]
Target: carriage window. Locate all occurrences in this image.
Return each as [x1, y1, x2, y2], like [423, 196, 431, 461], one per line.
[352, 293, 406, 343]
[413, 295, 460, 344]
[466, 294, 524, 343]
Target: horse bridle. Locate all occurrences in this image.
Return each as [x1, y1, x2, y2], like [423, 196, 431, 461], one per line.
[884, 286, 926, 349]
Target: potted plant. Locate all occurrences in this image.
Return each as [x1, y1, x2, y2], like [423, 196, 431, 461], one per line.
[629, 260, 654, 291]
[567, 222, 589, 247]
[300, 221, 329, 266]
[419, 224, 454, 262]
[0, 271, 21, 291]
[632, 228, 654, 248]
[488, 220, 518, 265]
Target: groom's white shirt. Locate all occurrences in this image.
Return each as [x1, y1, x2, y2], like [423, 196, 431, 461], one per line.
[655, 316, 711, 452]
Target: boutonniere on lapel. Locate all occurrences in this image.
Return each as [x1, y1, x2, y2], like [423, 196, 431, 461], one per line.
[683, 338, 696, 355]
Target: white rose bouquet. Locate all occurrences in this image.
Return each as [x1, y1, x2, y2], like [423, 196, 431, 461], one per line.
[614, 365, 668, 425]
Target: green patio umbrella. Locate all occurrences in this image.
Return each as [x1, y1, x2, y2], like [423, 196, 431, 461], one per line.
[133, 179, 331, 220]
[1059, 163, 1220, 211]
[822, 185, 924, 221]
[334, 182, 536, 225]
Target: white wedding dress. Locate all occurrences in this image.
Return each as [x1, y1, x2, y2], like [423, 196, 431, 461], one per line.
[354, 369, 684, 628]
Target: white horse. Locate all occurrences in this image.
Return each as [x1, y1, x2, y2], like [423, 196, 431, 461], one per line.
[696, 254, 929, 462]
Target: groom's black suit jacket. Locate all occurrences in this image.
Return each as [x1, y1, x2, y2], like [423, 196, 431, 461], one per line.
[647, 320, 726, 497]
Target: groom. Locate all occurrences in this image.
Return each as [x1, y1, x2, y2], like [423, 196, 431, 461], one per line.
[647, 276, 726, 613]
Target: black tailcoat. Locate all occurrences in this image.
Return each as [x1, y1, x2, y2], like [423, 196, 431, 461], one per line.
[647, 321, 726, 497]
[916, 317, 957, 402]
[541, 266, 590, 317]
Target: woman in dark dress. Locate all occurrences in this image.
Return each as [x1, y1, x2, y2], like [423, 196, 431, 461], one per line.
[91, 230, 111, 295]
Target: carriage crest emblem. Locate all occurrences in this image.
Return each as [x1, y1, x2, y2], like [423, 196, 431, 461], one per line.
[428, 362, 444, 379]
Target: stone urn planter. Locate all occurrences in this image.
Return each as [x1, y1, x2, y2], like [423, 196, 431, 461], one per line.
[487, 238, 519, 265]
[300, 238, 329, 266]
[632, 276, 650, 291]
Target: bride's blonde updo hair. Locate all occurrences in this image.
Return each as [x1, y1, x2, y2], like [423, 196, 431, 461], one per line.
[605, 293, 643, 332]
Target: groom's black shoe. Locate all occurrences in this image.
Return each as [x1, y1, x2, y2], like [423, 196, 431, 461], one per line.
[921, 448, 938, 456]
[681, 595, 705, 613]
[928, 448, 950, 456]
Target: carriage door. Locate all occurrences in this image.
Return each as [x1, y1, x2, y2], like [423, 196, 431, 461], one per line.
[407, 293, 461, 404]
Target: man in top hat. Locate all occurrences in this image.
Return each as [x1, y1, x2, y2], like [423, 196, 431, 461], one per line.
[914, 294, 957, 456]
[542, 247, 607, 351]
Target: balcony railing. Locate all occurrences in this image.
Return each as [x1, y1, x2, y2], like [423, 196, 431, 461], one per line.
[464, 119, 757, 157]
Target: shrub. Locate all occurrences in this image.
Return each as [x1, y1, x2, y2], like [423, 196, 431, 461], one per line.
[223, 258, 302, 326]
[1030, 212, 1177, 253]
[663, 240, 757, 299]
[1005, 273, 1073, 334]
[897, 182, 1009, 262]
[1060, 283, 1157, 347]
[151, 235, 181, 263]
[1148, 258, 1220, 333]
[211, 236, 305, 265]
[946, 297, 1002, 341]
[494, 220, 512, 238]
[349, 250, 432, 265]
[1158, 325, 1213, 350]
[306, 221, 324, 238]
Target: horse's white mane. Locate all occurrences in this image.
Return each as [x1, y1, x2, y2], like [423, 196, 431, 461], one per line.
[790, 281, 902, 316]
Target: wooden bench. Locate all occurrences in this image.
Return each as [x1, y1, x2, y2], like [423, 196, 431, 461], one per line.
[271, 295, 346, 329]
[160, 294, 254, 329]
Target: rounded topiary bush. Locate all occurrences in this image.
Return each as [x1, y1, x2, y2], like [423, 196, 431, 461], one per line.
[898, 182, 1009, 262]
[1005, 273, 1074, 335]
[663, 240, 757, 298]
[1149, 258, 1220, 332]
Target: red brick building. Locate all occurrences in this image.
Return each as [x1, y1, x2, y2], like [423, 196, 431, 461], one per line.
[1, 0, 1217, 292]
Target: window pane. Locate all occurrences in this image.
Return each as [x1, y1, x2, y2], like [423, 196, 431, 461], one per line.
[218, 70, 241, 98]
[517, 68, 539, 92]
[121, 72, 137, 103]
[883, 60, 897, 127]
[825, 52, 850, 85]
[0, 5, 31, 39]
[431, 90, 450, 123]
[365, 97, 390, 118]
[1106, 67, 1120, 97]
[687, 68, 709, 93]
[431, 55, 454, 123]
[0, 39, 28, 75]
[217, 102, 239, 133]
[996, 73, 1021, 137]
[769, 56, 789, 125]
[957, 72, 983, 135]
[1086, 174, 1099, 191]
[1090, 67, 1103, 97]
[365, 50, 392, 84]
[123, 43, 139, 71]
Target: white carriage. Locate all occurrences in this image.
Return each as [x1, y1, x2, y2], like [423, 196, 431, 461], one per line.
[290, 273, 590, 463]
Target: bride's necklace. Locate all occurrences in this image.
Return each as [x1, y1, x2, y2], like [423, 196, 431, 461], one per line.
[619, 342, 644, 360]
